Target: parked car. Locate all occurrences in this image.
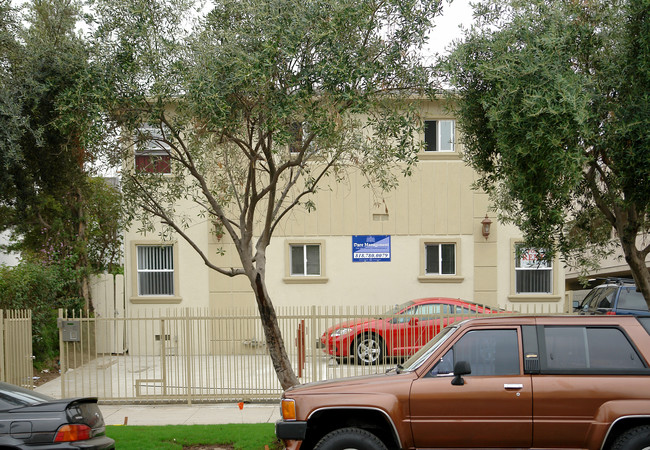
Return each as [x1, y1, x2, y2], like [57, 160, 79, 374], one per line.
[0, 381, 115, 449]
[574, 278, 649, 316]
[277, 315, 650, 450]
[320, 297, 500, 364]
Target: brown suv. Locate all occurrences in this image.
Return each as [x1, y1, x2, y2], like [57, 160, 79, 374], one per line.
[276, 315, 650, 450]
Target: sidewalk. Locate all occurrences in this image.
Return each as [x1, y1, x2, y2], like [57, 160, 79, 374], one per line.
[98, 403, 281, 426]
[34, 378, 281, 426]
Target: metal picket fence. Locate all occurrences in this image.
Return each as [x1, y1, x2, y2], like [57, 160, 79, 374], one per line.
[0, 310, 33, 389]
[57, 302, 565, 403]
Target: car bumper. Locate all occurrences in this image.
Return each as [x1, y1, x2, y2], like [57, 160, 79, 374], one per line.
[320, 338, 340, 357]
[276, 420, 307, 441]
[17, 436, 116, 449]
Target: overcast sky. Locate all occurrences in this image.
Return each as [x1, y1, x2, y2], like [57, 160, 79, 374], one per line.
[425, 0, 474, 60]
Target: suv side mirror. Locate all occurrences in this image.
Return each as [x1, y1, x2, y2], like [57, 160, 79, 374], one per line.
[572, 300, 580, 310]
[452, 361, 471, 386]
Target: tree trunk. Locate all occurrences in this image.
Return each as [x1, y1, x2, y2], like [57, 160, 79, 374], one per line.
[619, 232, 650, 307]
[251, 272, 300, 390]
[75, 187, 92, 312]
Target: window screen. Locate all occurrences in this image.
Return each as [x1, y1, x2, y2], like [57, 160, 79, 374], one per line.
[515, 246, 552, 294]
[425, 243, 455, 275]
[424, 120, 455, 152]
[290, 244, 320, 276]
[137, 245, 174, 296]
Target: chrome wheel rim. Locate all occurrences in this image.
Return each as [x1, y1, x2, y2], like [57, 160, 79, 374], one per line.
[358, 338, 380, 363]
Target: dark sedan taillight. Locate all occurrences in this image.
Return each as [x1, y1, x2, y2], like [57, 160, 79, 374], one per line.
[54, 424, 92, 442]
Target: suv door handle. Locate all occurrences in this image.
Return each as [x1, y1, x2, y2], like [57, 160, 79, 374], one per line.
[504, 384, 523, 390]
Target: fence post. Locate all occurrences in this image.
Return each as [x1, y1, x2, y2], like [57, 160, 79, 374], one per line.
[185, 308, 192, 405]
[297, 320, 305, 378]
[0, 310, 4, 383]
[160, 318, 167, 396]
[58, 309, 66, 398]
[311, 305, 318, 382]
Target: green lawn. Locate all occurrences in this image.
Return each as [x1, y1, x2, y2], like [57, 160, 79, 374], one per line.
[106, 424, 282, 449]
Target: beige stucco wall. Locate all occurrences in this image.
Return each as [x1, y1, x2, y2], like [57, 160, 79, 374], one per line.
[123, 99, 566, 312]
[124, 211, 212, 314]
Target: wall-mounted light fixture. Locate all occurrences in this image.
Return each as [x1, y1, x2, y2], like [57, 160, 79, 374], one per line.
[481, 214, 492, 239]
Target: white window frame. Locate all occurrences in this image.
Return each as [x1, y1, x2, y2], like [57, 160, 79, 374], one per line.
[424, 120, 455, 152]
[290, 244, 321, 276]
[418, 238, 463, 283]
[425, 243, 456, 275]
[514, 245, 553, 294]
[134, 124, 172, 173]
[284, 240, 328, 284]
[136, 245, 175, 296]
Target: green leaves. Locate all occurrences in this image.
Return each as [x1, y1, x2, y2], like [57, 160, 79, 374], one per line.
[443, 0, 650, 290]
[93, 0, 444, 245]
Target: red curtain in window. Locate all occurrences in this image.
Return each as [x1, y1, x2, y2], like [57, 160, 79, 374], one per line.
[135, 154, 171, 173]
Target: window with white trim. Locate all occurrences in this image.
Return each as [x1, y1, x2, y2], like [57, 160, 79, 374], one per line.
[425, 243, 456, 275]
[134, 124, 171, 173]
[515, 245, 552, 294]
[137, 245, 175, 295]
[424, 120, 455, 152]
[290, 244, 321, 276]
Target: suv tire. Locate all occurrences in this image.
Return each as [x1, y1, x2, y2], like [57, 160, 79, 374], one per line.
[313, 427, 388, 450]
[612, 425, 650, 450]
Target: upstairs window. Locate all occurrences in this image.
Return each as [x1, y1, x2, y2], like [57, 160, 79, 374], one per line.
[424, 120, 455, 152]
[135, 124, 171, 173]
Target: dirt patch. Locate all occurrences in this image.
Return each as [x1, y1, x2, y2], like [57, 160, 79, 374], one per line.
[33, 366, 61, 387]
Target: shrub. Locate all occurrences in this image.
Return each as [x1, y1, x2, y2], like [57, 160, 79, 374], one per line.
[0, 258, 84, 367]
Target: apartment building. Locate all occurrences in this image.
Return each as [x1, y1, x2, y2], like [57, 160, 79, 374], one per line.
[123, 99, 566, 312]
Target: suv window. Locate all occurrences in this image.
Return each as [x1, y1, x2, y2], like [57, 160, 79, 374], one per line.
[639, 317, 650, 335]
[431, 329, 519, 376]
[587, 286, 617, 310]
[542, 326, 645, 372]
[617, 287, 649, 311]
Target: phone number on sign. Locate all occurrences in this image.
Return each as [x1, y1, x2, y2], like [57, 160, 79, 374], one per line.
[353, 253, 390, 259]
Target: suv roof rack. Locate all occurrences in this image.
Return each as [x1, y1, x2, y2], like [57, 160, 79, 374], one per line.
[586, 277, 635, 287]
[605, 277, 635, 285]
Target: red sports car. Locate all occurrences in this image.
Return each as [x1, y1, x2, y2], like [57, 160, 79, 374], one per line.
[320, 297, 500, 364]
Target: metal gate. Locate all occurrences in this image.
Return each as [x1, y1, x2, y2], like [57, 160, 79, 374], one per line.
[57, 303, 567, 403]
[0, 310, 33, 388]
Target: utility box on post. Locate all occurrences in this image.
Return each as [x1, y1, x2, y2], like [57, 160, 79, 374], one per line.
[58, 319, 81, 342]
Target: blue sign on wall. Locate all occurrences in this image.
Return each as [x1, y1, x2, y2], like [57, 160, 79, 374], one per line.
[352, 235, 391, 262]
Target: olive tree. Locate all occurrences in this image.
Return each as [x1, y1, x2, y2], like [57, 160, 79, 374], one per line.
[442, 0, 650, 303]
[92, 0, 443, 388]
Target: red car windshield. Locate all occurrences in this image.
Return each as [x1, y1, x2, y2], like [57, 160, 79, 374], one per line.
[381, 301, 415, 317]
